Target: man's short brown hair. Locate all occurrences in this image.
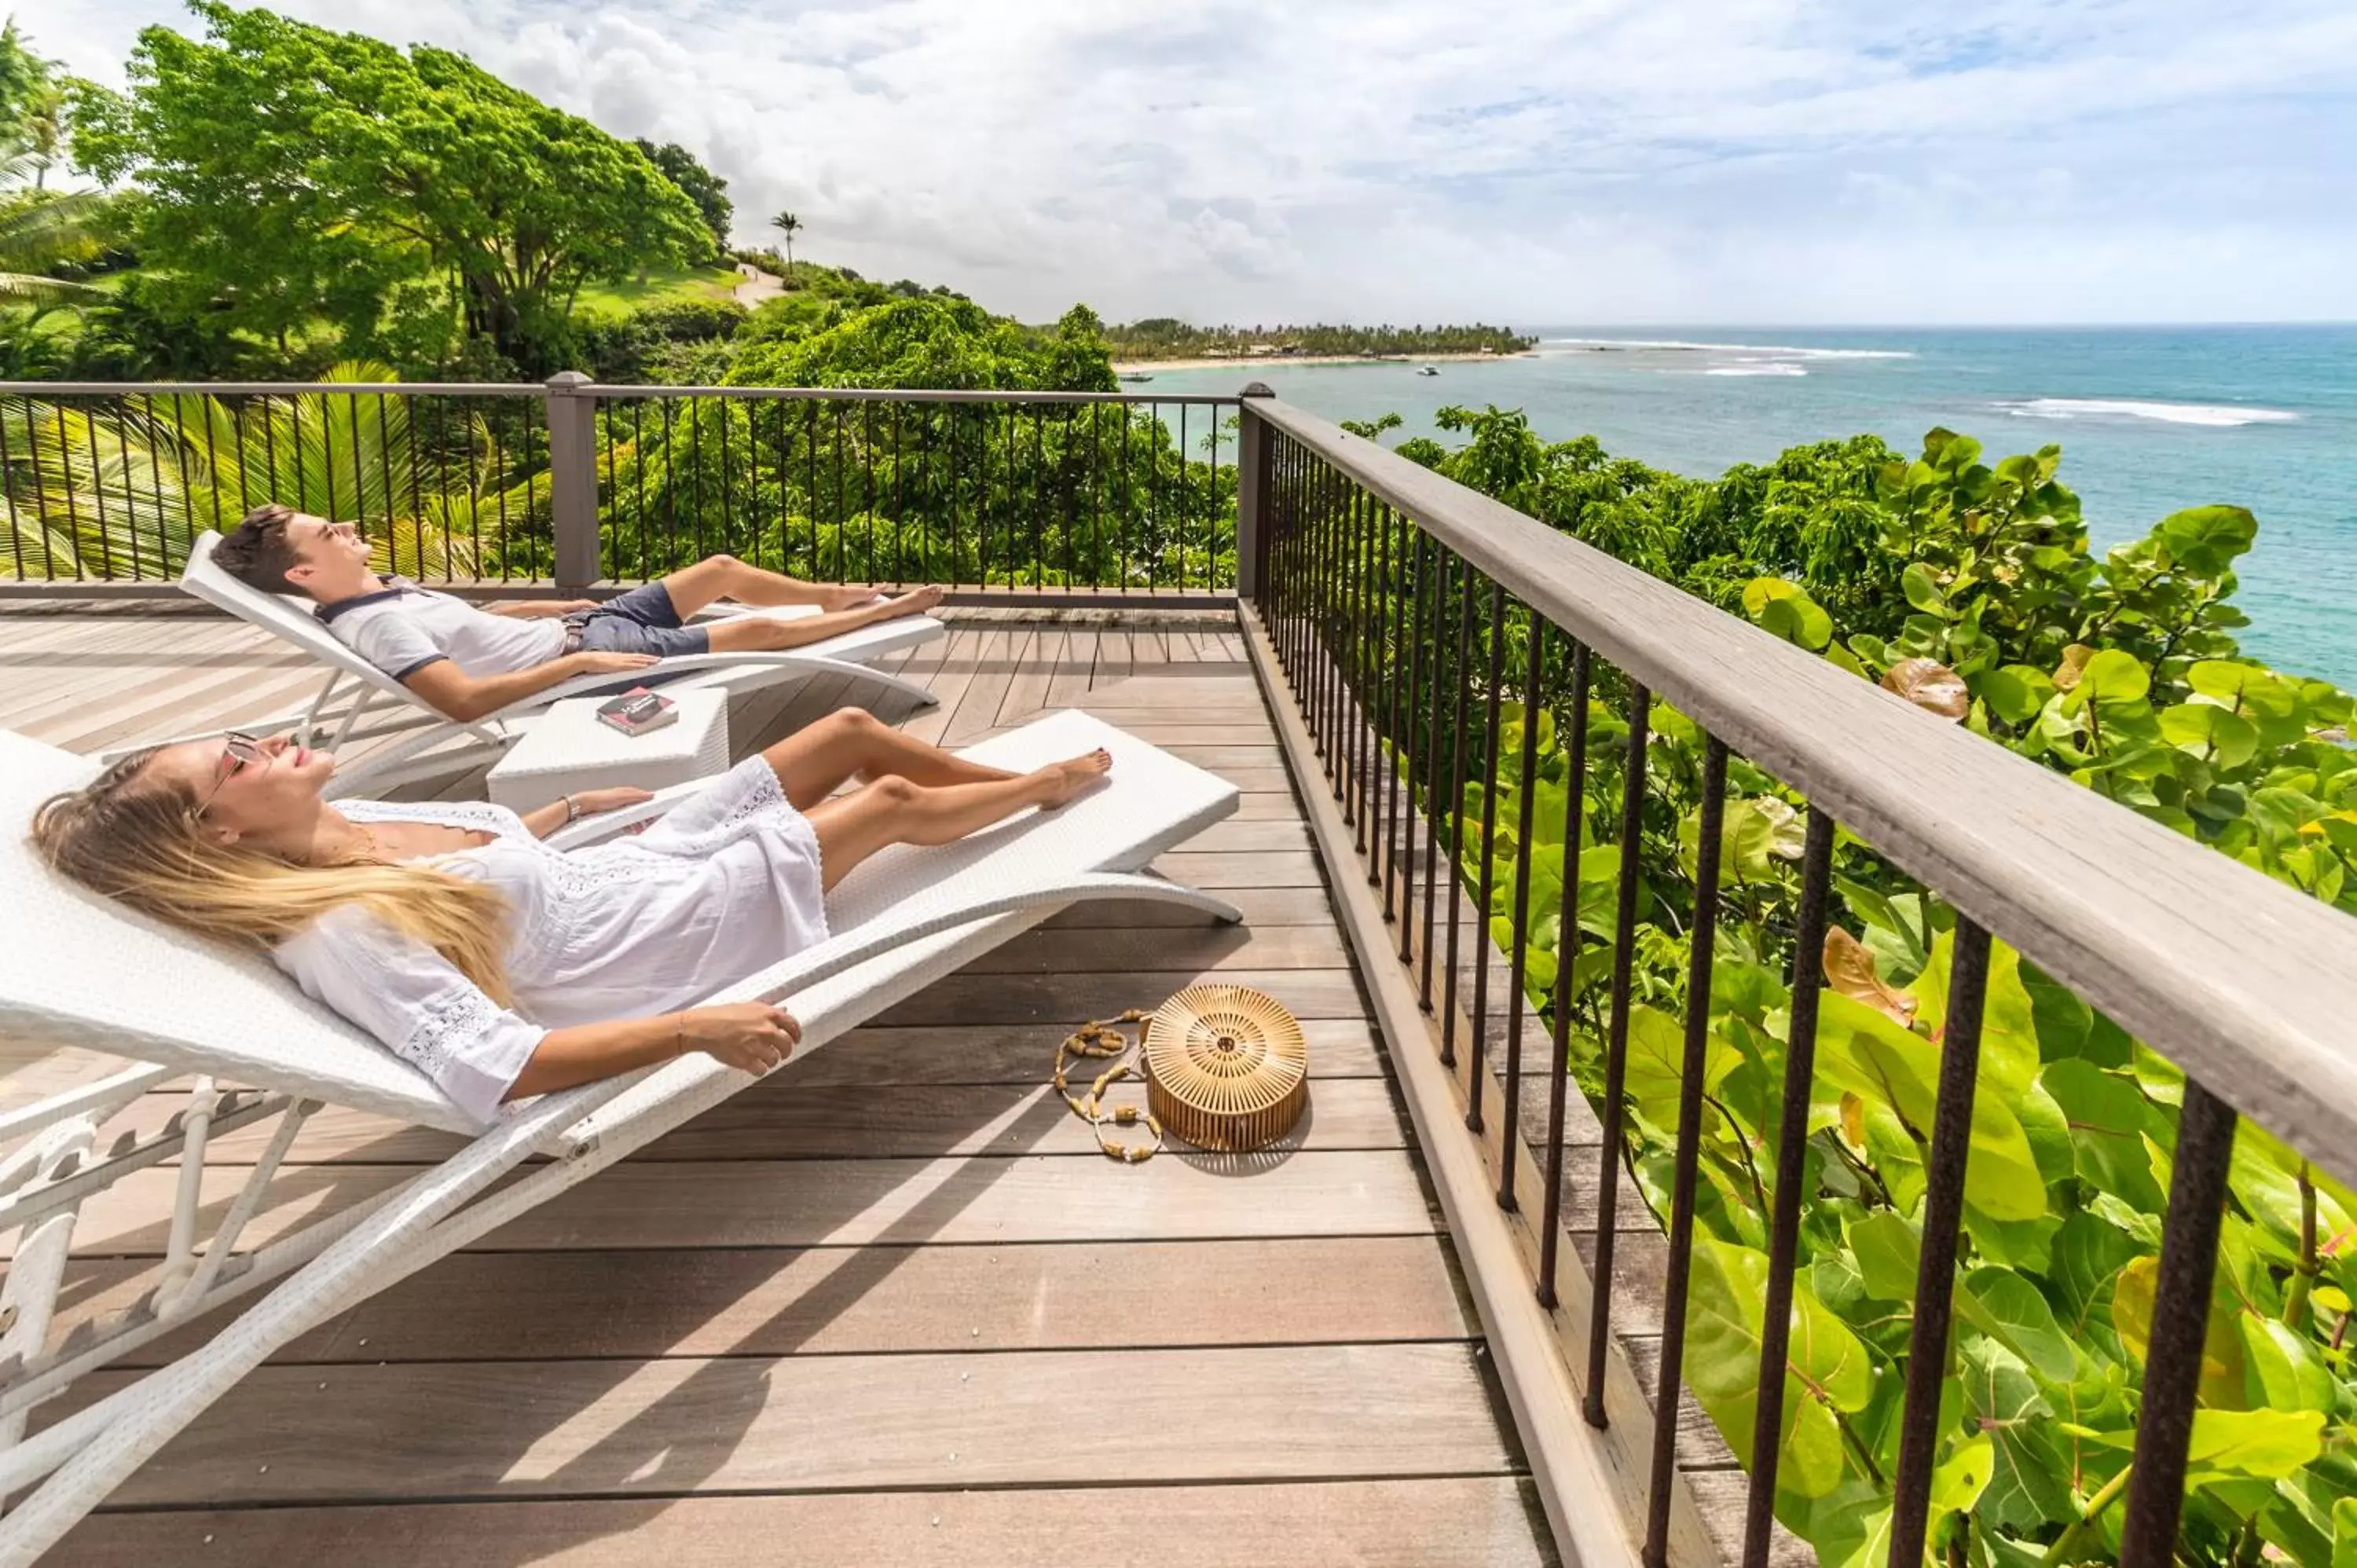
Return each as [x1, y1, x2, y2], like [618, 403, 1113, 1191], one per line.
[211, 504, 305, 596]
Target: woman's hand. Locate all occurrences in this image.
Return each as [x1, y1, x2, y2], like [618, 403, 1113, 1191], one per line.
[676, 1003, 801, 1075]
[570, 786, 655, 817]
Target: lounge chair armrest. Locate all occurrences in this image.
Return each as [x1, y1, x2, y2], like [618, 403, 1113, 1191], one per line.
[539, 779, 708, 850]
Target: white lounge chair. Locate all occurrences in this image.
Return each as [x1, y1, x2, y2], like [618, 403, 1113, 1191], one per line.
[160, 530, 949, 797]
[0, 709, 1240, 1561]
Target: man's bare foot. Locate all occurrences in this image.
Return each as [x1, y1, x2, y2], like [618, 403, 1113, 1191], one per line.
[1036, 747, 1113, 808]
[878, 584, 945, 618]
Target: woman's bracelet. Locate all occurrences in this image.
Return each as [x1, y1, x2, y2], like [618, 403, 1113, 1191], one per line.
[671, 1013, 686, 1060]
[563, 793, 581, 824]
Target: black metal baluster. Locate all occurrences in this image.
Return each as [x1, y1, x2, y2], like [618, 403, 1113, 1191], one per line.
[1498, 616, 1548, 1206]
[1886, 917, 1994, 1568]
[1439, 562, 1478, 1066]
[346, 395, 366, 539]
[893, 401, 906, 583]
[2117, 1080, 2239, 1568]
[27, 397, 70, 580]
[601, 399, 618, 581]
[633, 401, 650, 579]
[1585, 680, 1651, 1419]
[1538, 639, 1593, 1308]
[169, 394, 198, 544]
[1176, 402, 1189, 594]
[139, 396, 172, 577]
[834, 401, 849, 581]
[1351, 487, 1374, 850]
[0, 401, 20, 579]
[1393, 529, 1424, 941]
[488, 405, 510, 580]
[1743, 804, 1836, 1566]
[865, 400, 878, 581]
[1419, 549, 1453, 1006]
[1466, 581, 1509, 1127]
[1644, 734, 1731, 1568]
[83, 402, 113, 580]
[719, 397, 734, 559]
[689, 397, 708, 564]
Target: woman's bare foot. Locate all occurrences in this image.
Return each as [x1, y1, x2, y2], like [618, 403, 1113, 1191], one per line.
[1036, 748, 1113, 808]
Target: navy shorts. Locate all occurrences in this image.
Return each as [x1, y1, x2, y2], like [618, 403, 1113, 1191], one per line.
[567, 581, 712, 659]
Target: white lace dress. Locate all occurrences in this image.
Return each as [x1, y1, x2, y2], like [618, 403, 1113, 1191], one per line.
[272, 757, 828, 1126]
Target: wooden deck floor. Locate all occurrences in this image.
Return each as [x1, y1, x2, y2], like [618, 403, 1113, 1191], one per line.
[0, 607, 1556, 1567]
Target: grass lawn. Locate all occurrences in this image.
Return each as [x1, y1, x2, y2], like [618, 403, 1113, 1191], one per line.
[573, 264, 742, 320]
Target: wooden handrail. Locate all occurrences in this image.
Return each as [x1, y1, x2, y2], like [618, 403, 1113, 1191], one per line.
[1244, 394, 2357, 1178]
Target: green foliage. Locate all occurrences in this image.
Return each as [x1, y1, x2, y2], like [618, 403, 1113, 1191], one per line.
[1361, 412, 2357, 1563]
[1103, 317, 1534, 361]
[633, 139, 732, 260]
[71, 1, 708, 372]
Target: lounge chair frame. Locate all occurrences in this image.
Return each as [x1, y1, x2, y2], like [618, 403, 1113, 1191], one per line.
[0, 712, 1238, 1561]
[152, 531, 946, 796]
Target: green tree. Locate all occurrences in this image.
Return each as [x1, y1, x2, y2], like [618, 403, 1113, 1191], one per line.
[770, 210, 801, 278]
[633, 138, 732, 258]
[71, 1, 708, 370]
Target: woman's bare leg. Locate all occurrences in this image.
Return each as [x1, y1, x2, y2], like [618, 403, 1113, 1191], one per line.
[757, 709, 1020, 811]
[804, 749, 1113, 889]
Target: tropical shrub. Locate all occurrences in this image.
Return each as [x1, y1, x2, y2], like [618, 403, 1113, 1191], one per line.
[1368, 408, 2357, 1564]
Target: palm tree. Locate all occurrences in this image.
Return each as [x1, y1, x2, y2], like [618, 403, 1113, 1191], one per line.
[2, 364, 498, 581]
[0, 185, 99, 302]
[769, 211, 801, 280]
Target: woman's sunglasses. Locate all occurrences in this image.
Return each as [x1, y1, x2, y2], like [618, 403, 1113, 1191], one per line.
[195, 733, 266, 817]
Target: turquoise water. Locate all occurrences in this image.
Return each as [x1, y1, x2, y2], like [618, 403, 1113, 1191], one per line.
[1146, 327, 2357, 689]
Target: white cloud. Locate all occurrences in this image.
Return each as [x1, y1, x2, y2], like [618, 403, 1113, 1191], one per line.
[41, 0, 2357, 323]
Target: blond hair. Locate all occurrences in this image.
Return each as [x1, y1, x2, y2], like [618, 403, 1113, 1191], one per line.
[30, 749, 516, 1004]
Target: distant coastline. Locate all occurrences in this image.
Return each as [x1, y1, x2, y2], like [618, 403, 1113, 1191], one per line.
[1111, 349, 1539, 375]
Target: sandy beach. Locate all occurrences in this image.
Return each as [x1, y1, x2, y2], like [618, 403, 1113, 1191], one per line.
[1109, 349, 1538, 375]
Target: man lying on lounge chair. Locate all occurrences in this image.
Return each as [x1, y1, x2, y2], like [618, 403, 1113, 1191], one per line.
[211, 503, 945, 722]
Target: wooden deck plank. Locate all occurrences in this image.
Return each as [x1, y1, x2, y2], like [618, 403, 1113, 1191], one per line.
[64, 1234, 1469, 1367]
[72, 1343, 1516, 1507]
[0, 608, 1556, 1568]
[125, 1077, 1404, 1165]
[33, 1149, 1437, 1259]
[51, 1478, 1556, 1568]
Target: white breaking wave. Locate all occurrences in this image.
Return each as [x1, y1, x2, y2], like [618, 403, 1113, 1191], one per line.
[2001, 397, 2301, 428]
[1545, 336, 1915, 361]
[1705, 364, 1809, 376]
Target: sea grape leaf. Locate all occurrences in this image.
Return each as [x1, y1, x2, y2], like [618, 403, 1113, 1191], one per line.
[1813, 992, 2049, 1222]
[1821, 928, 1915, 1026]
[2069, 648, 2150, 709]
[1622, 1002, 1737, 1132]
[1908, 932, 2040, 1095]
[2160, 702, 2260, 768]
[1961, 1267, 2077, 1385]
[1684, 1240, 1871, 1500]
[2074, 1409, 2324, 1478]
[2155, 504, 2258, 576]
[1881, 658, 1970, 720]
[1929, 1434, 1994, 1515]
[2052, 643, 2097, 692]
[2111, 1255, 2249, 1408]
[2045, 1211, 2139, 1345]
[1971, 663, 2056, 725]
[1743, 577, 1834, 650]
[1901, 562, 1952, 617]
[1959, 1338, 2074, 1533]
[1849, 1211, 1920, 1300]
[2335, 1498, 2357, 1568]
[2238, 1314, 2337, 1413]
[2040, 1058, 2164, 1209]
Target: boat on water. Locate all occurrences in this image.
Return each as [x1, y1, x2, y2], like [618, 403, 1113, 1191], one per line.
[1117, 371, 1154, 383]
[1416, 365, 1439, 376]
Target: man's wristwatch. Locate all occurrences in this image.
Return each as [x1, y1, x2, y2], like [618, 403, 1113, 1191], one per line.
[562, 793, 581, 824]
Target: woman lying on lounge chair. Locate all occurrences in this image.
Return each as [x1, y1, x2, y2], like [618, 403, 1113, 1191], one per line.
[31, 709, 1111, 1124]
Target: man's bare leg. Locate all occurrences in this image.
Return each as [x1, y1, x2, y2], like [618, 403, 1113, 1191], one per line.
[804, 749, 1114, 889]
[660, 553, 878, 617]
[701, 584, 945, 654]
[757, 708, 1019, 810]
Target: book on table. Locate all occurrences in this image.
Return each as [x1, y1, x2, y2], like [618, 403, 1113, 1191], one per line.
[594, 687, 678, 738]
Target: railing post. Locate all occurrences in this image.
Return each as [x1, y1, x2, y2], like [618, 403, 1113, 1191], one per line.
[1236, 381, 1274, 603]
[544, 371, 600, 594]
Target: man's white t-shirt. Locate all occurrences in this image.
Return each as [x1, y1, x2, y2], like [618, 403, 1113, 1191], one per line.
[319, 578, 565, 680]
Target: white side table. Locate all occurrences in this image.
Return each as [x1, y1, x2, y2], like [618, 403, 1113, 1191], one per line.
[486, 688, 731, 814]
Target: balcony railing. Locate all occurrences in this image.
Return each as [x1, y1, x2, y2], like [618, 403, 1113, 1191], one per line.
[0, 377, 1242, 598]
[1237, 391, 2357, 1568]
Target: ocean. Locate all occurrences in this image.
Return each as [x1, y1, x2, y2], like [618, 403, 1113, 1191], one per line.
[1143, 326, 2356, 689]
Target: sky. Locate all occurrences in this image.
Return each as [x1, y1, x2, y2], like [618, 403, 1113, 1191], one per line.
[36, 0, 2357, 327]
